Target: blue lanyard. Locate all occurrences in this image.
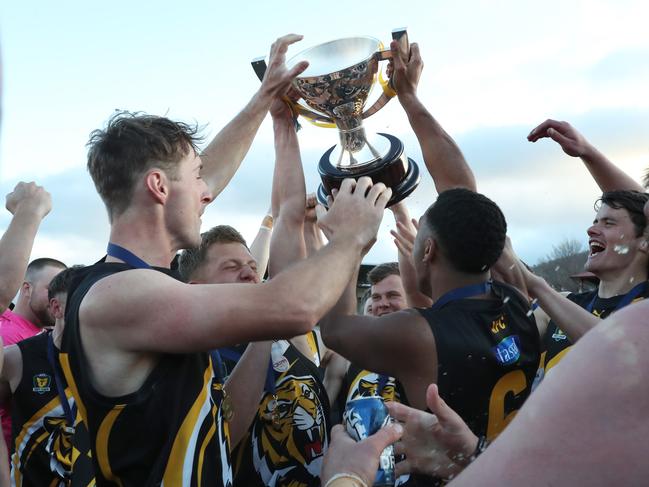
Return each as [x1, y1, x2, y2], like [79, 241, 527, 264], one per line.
[586, 282, 647, 314]
[431, 281, 492, 310]
[217, 347, 276, 395]
[106, 243, 151, 269]
[47, 333, 76, 425]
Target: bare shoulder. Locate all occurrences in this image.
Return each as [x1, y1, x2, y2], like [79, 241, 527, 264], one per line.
[80, 268, 185, 330]
[1, 344, 23, 391]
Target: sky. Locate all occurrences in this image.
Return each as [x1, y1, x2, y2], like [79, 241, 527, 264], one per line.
[1, 0, 648, 268]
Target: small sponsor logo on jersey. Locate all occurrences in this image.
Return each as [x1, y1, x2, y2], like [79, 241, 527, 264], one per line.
[272, 356, 290, 373]
[492, 335, 521, 366]
[271, 340, 291, 372]
[552, 329, 567, 341]
[33, 373, 52, 394]
[490, 315, 507, 334]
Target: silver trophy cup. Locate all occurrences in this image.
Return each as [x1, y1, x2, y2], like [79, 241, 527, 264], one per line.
[253, 29, 420, 206]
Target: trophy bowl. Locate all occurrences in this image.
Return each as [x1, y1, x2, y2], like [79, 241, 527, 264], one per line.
[253, 30, 420, 207]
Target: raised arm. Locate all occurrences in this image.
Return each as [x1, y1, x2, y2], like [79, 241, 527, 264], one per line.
[391, 42, 476, 193]
[200, 34, 309, 197]
[520, 263, 599, 342]
[81, 178, 391, 353]
[319, 264, 434, 409]
[249, 210, 273, 279]
[268, 97, 307, 277]
[527, 119, 644, 193]
[0, 182, 51, 311]
[304, 193, 326, 257]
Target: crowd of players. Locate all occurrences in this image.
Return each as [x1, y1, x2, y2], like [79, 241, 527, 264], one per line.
[0, 33, 648, 487]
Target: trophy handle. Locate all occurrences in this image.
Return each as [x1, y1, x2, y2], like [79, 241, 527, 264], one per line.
[251, 56, 336, 128]
[362, 28, 409, 120]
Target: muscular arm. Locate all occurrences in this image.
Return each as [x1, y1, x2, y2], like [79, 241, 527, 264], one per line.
[319, 269, 435, 410]
[527, 119, 644, 193]
[524, 271, 599, 342]
[82, 237, 365, 353]
[223, 341, 271, 447]
[224, 103, 308, 445]
[391, 42, 476, 193]
[268, 102, 307, 278]
[0, 183, 51, 311]
[199, 34, 309, 197]
[450, 301, 649, 486]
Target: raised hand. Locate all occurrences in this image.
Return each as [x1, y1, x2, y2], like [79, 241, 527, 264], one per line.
[316, 177, 391, 252]
[390, 40, 423, 99]
[321, 422, 403, 487]
[527, 119, 593, 158]
[390, 219, 418, 258]
[387, 384, 478, 479]
[6, 181, 51, 219]
[260, 34, 309, 100]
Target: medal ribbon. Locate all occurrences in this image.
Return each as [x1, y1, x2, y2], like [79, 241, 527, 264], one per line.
[585, 281, 647, 314]
[47, 333, 77, 426]
[218, 348, 276, 395]
[431, 281, 492, 310]
[106, 243, 151, 269]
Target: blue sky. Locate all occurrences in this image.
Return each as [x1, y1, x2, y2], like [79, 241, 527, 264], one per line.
[1, 0, 648, 267]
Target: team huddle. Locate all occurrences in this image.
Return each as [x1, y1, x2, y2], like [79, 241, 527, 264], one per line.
[0, 33, 648, 487]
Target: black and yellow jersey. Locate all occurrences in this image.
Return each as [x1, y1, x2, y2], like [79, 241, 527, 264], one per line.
[340, 365, 405, 406]
[418, 281, 540, 441]
[540, 283, 649, 378]
[60, 262, 232, 487]
[221, 335, 329, 487]
[11, 331, 94, 486]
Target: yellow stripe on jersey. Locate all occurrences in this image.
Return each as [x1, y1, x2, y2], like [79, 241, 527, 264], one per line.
[59, 353, 89, 423]
[96, 407, 125, 486]
[162, 364, 212, 486]
[545, 346, 571, 375]
[24, 429, 50, 466]
[13, 394, 61, 454]
[196, 405, 217, 487]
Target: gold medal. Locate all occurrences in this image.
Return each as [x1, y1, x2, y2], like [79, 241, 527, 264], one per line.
[221, 394, 234, 422]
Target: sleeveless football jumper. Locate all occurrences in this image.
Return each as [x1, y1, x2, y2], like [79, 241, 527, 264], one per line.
[60, 262, 232, 487]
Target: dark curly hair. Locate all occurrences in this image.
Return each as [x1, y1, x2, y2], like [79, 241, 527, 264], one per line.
[423, 188, 507, 274]
[87, 111, 203, 220]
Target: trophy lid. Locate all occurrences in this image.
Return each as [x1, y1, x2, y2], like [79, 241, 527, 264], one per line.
[287, 36, 382, 78]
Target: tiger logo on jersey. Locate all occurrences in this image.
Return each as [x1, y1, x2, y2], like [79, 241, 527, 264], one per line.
[43, 415, 74, 478]
[252, 374, 327, 486]
[347, 372, 399, 403]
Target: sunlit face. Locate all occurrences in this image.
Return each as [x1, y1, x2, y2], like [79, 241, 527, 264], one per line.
[370, 274, 407, 317]
[196, 242, 260, 285]
[585, 204, 645, 277]
[165, 152, 213, 250]
[27, 266, 64, 327]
